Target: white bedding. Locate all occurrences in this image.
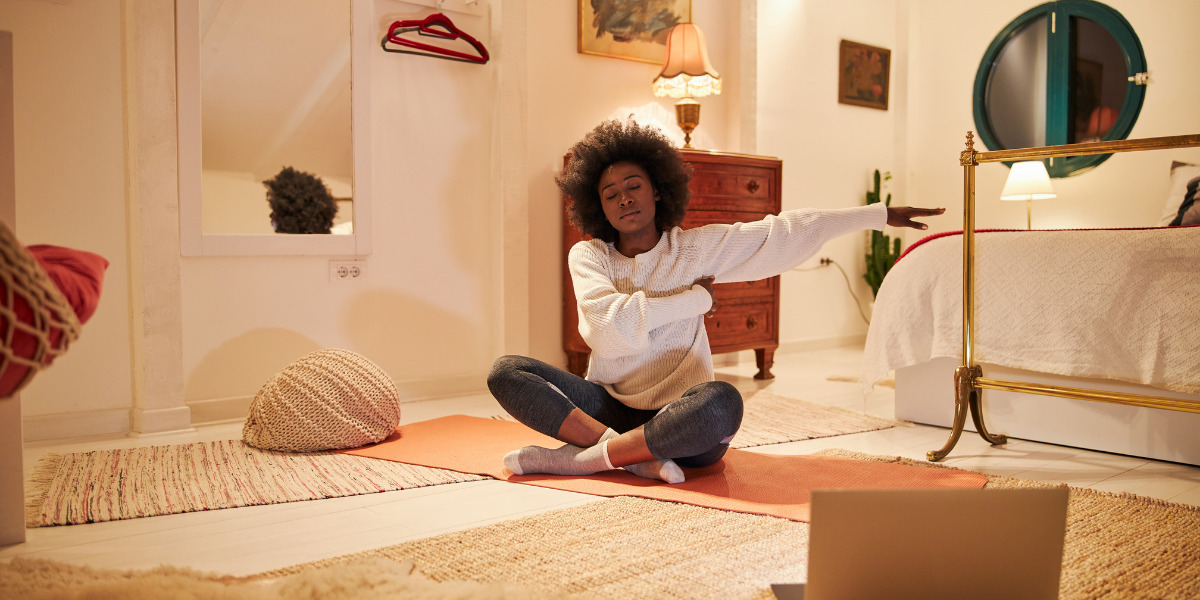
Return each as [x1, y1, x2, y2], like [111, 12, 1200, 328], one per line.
[862, 227, 1200, 395]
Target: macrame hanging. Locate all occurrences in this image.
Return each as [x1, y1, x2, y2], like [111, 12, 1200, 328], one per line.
[0, 220, 81, 398]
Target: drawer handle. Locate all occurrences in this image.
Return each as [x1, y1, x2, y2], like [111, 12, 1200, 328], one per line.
[746, 315, 758, 329]
[746, 179, 760, 194]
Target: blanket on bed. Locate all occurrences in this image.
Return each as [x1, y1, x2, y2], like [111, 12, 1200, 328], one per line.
[862, 227, 1200, 394]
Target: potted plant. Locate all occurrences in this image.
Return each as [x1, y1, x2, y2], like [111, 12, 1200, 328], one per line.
[864, 169, 900, 299]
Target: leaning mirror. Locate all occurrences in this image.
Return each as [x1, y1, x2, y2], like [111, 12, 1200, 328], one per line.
[973, 0, 1146, 178]
[177, 0, 372, 256]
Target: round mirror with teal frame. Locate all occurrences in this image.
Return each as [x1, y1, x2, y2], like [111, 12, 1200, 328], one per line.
[973, 0, 1147, 177]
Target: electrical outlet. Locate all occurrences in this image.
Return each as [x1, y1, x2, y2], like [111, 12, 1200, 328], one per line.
[329, 260, 367, 282]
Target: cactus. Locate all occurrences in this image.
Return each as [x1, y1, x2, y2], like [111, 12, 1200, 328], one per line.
[864, 170, 900, 298]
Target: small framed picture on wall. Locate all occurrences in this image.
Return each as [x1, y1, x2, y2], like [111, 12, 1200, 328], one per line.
[578, 0, 692, 64]
[838, 40, 891, 110]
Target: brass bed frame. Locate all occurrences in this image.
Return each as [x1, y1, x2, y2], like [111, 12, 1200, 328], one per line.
[928, 132, 1200, 462]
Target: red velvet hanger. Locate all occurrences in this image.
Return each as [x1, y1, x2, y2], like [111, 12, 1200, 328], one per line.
[382, 13, 489, 64]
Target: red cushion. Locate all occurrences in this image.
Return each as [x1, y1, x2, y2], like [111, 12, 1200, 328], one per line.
[28, 245, 108, 324]
[0, 245, 107, 397]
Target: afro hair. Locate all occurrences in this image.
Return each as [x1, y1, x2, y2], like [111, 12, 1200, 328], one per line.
[264, 166, 338, 234]
[556, 119, 691, 243]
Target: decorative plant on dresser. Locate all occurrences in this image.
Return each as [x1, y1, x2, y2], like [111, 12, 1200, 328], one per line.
[562, 150, 783, 379]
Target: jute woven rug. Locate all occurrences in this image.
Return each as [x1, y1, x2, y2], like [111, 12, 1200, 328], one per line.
[26, 390, 896, 527]
[0, 556, 568, 600]
[249, 449, 1200, 600]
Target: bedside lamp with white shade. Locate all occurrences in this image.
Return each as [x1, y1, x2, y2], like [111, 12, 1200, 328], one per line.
[1000, 160, 1057, 229]
[651, 22, 721, 149]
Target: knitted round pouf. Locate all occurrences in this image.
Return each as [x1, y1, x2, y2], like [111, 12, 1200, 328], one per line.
[243, 348, 401, 452]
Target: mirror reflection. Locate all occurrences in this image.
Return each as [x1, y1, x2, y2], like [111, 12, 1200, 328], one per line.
[984, 14, 1129, 151]
[985, 16, 1047, 150]
[1069, 17, 1125, 144]
[200, 0, 353, 235]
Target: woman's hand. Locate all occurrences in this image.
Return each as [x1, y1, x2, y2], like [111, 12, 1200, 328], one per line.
[886, 206, 945, 230]
[693, 276, 716, 318]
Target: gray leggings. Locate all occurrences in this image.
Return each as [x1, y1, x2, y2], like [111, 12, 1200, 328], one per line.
[486, 355, 743, 468]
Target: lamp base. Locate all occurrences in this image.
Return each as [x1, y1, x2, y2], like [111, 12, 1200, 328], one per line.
[675, 97, 700, 149]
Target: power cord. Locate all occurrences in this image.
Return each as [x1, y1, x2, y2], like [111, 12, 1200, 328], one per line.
[793, 257, 873, 325]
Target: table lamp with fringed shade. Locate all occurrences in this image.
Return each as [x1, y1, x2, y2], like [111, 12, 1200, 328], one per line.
[652, 23, 721, 149]
[1000, 160, 1057, 229]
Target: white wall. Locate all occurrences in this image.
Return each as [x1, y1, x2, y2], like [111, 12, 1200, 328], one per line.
[0, 0, 134, 434]
[755, 0, 903, 348]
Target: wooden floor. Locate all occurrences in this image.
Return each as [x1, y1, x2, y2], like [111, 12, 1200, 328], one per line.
[3, 345, 1199, 577]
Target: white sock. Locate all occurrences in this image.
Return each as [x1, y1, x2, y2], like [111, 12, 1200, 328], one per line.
[600, 429, 685, 485]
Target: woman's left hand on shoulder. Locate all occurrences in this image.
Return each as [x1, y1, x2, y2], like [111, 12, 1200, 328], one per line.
[693, 276, 717, 318]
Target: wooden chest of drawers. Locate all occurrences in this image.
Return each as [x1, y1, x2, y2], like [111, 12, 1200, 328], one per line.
[561, 149, 783, 380]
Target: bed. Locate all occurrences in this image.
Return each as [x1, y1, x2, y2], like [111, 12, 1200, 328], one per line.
[862, 133, 1200, 465]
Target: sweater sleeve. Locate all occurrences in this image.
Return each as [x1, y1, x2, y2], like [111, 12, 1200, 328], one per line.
[569, 242, 713, 358]
[697, 204, 887, 283]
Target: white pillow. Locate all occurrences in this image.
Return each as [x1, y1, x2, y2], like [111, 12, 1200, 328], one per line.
[1180, 191, 1200, 226]
[1159, 161, 1200, 226]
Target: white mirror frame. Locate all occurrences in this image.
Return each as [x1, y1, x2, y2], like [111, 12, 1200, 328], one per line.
[176, 0, 372, 256]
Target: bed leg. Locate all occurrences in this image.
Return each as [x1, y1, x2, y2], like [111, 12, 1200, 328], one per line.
[928, 365, 1008, 461]
[928, 367, 975, 461]
[969, 387, 1008, 447]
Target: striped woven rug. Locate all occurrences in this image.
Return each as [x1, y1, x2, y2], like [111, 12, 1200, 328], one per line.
[731, 389, 896, 449]
[26, 442, 487, 527]
[25, 390, 896, 527]
[491, 389, 898, 450]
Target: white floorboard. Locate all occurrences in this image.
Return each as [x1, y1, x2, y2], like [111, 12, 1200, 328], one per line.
[3, 345, 1199, 577]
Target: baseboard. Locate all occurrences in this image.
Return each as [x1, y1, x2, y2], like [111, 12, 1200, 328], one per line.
[397, 372, 488, 403]
[188, 373, 490, 426]
[131, 406, 195, 436]
[23, 408, 131, 442]
[778, 333, 867, 354]
[712, 336, 867, 369]
[188, 395, 254, 425]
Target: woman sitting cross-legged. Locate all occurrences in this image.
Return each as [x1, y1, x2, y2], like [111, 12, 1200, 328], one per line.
[488, 119, 940, 484]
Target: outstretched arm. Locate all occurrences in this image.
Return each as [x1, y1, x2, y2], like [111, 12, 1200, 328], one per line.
[698, 204, 887, 284]
[887, 206, 945, 230]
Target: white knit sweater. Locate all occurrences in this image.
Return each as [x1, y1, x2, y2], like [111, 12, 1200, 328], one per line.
[569, 203, 888, 410]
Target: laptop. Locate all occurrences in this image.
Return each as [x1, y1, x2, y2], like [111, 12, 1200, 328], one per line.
[772, 487, 1069, 600]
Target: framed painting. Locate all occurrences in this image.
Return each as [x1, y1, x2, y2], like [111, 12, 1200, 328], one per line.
[838, 40, 891, 110]
[578, 0, 692, 64]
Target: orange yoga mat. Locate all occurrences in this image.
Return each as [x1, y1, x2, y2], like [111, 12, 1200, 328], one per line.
[341, 415, 988, 522]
